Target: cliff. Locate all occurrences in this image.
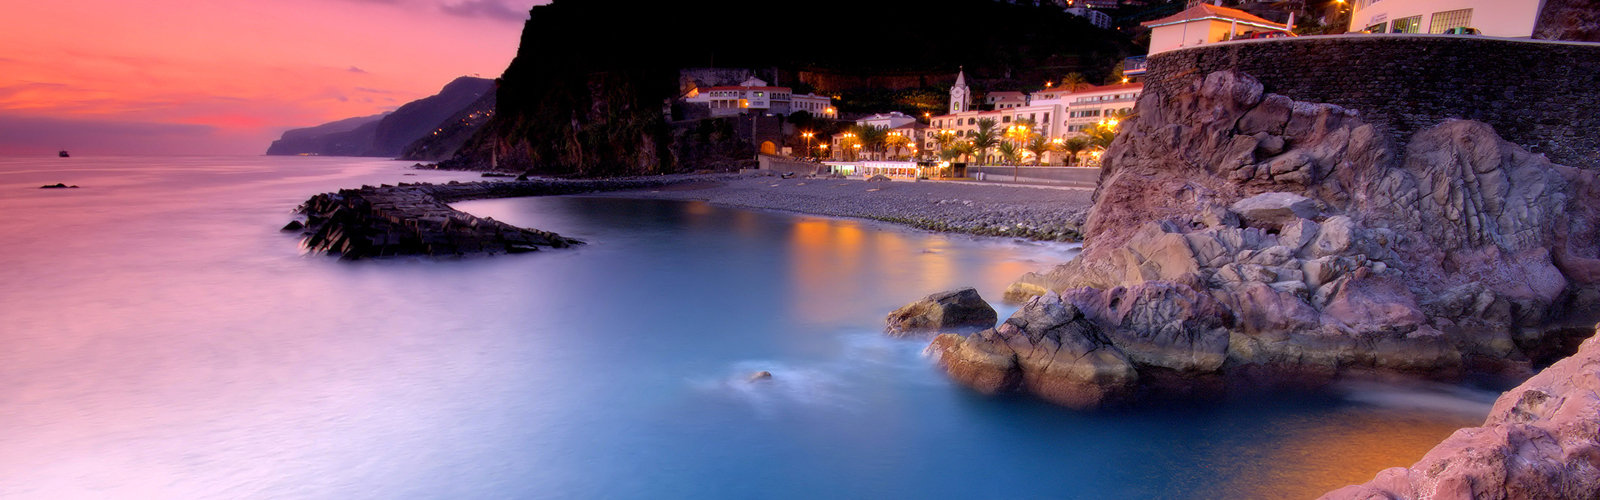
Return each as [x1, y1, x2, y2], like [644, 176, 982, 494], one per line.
[931, 68, 1600, 408]
[447, 0, 1136, 175]
[400, 87, 495, 161]
[265, 76, 492, 157]
[265, 113, 386, 156]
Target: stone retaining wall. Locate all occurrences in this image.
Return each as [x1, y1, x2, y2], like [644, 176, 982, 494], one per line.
[1144, 35, 1600, 168]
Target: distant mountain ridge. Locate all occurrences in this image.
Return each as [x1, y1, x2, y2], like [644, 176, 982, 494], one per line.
[265, 76, 494, 157]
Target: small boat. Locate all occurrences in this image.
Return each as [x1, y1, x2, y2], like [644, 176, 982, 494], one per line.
[58, 150, 70, 158]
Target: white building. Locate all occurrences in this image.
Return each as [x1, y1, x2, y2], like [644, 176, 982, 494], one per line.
[829, 112, 928, 161]
[1348, 0, 1539, 37]
[985, 91, 1029, 110]
[926, 74, 1143, 165]
[683, 77, 837, 118]
[1065, 7, 1113, 29]
[1141, 4, 1291, 56]
[949, 69, 973, 113]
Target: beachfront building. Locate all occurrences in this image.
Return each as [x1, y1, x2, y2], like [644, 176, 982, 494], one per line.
[926, 72, 1143, 165]
[985, 91, 1029, 110]
[1348, 0, 1539, 37]
[828, 114, 929, 161]
[1141, 4, 1291, 56]
[1061, 82, 1142, 135]
[683, 77, 837, 118]
[1064, 6, 1113, 29]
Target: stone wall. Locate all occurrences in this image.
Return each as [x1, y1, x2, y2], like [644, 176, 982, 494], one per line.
[1144, 35, 1600, 168]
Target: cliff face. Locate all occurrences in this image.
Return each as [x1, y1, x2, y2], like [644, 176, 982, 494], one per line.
[370, 77, 493, 157]
[265, 77, 491, 157]
[265, 113, 386, 156]
[933, 69, 1600, 408]
[450, 0, 1136, 175]
[1535, 0, 1600, 42]
[400, 88, 495, 162]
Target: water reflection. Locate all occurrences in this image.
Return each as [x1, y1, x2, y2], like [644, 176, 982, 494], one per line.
[0, 157, 1490, 500]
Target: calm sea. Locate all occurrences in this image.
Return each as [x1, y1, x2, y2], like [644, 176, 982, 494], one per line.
[0, 156, 1488, 499]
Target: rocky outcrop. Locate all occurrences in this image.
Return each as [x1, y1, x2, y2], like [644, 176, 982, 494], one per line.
[290, 178, 695, 259]
[938, 70, 1600, 406]
[885, 288, 997, 336]
[1319, 328, 1600, 500]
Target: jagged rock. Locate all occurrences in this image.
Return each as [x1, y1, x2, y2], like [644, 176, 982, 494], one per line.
[281, 220, 305, 231]
[885, 288, 997, 336]
[1230, 192, 1318, 229]
[747, 371, 772, 382]
[1319, 328, 1600, 500]
[929, 292, 1136, 409]
[1002, 281, 1049, 304]
[866, 174, 892, 182]
[976, 69, 1600, 408]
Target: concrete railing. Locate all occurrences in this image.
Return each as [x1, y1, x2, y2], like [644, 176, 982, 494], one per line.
[966, 166, 1101, 187]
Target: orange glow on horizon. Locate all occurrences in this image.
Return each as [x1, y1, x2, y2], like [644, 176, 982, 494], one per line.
[0, 1, 546, 155]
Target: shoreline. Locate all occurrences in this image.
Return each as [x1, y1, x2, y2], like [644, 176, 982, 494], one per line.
[590, 172, 1094, 242]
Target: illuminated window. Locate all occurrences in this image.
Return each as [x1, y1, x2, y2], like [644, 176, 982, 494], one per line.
[1391, 15, 1421, 33]
[1429, 9, 1472, 33]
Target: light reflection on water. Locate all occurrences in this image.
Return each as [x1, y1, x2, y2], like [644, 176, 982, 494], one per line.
[0, 156, 1485, 500]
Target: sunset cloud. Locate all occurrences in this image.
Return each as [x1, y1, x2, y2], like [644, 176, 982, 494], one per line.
[0, 0, 547, 156]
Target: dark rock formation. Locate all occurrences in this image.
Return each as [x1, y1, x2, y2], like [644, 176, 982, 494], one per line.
[1535, 0, 1600, 42]
[265, 113, 386, 157]
[885, 288, 998, 336]
[39, 183, 79, 189]
[371, 77, 494, 158]
[290, 178, 695, 259]
[401, 89, 495, 161]
[450, 0, 1136, 176]
[1319, 328, 1600, 500]
[939, 69, 1600, 406]
[266, 77, 492, 157]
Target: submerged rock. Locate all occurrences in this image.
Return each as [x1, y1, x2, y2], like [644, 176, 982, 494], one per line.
[747, 371, 772, 382]
[885, 288, 997, 336]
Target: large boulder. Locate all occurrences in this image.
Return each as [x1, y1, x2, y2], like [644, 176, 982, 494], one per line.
[885, 288, 997, 336]
[1319, 328, 1600, 500]
[929, 292, 1137, 408]
[956, 69, 1600, 407]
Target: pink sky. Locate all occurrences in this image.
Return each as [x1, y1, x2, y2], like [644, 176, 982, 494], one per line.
[0, 0, 546, 156]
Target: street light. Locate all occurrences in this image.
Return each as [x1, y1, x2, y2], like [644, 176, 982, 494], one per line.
[802, 131, 814, 158]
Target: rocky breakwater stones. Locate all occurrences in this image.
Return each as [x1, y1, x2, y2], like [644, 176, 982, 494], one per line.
[290, 182, 581, 259]
[928, 292, 1137, 409]
[884, 288, 998, 336]
[1319, 327, 1600, 500]
[941, 69, 1600, 407]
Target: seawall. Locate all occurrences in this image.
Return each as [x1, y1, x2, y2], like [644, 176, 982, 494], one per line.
[1144, 35, 1600, 168]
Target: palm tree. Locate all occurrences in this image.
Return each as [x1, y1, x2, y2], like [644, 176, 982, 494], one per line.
[946, 141, 976, 163]
[852, 124, 889, 160]
[884, 133, 912, 160]
[997, 141, 1022, 165]
[1086, 120, 1119, 151]
[1059, 72, 1091, 91]
[1061, 136, 1090, 166]
[1024, 134, 1054, 166]
[968, 118, 999, 165]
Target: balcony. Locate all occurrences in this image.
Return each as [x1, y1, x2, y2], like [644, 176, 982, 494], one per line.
[1122, 56, 1147, 76]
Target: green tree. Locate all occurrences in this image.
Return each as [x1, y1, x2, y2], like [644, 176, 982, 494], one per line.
[1058, 72, 1091, 91]
[851, 124, 888, 160]
[968, 118, 999, 165]
[884, 133, 913, 159]
[996, 141, 1022, 165]
[1061, 136, 1090, 166]
[1024, 134, 1054, 166]
[1086, 120, 1119, 151]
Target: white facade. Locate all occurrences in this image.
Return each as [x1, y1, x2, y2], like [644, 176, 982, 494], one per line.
[857, 112, 919, 130]
[1061, 83, 1141, 134]
[1142, 4, 1291, 56]
[927, 80, 1143, 164]
[684, 77, 836, 118]
[1349, 0, 1539, 37]
[1065, 7, 1113, 29]
[950, 70, 972, 113]
[985, 91, 1028, 109]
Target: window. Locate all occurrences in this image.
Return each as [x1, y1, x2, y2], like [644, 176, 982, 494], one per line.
[1391, 16, 1421, 33]
[1002, 116, 1011, 123]
[1429, 9, 1472, 34]
[1043, 113, 1049, 123]
[754, 92, 765, 97]
[968, 118, 976, 125]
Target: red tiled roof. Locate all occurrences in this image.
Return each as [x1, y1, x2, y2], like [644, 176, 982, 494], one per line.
[1068, 82, 1144, 94]
[698, 86, 793, 93]
[1141, 4, 1287, 30]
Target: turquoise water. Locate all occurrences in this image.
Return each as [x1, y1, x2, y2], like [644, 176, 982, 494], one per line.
[0, 157, 1485, 499]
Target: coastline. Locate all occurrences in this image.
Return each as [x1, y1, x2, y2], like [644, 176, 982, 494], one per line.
[591, 172, 1094, 242]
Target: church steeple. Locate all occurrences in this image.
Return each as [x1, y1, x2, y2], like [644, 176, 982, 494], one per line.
[950, 67, 970, 114]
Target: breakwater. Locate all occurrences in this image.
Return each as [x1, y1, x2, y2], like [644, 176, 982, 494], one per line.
[292, 178, 697, 259]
